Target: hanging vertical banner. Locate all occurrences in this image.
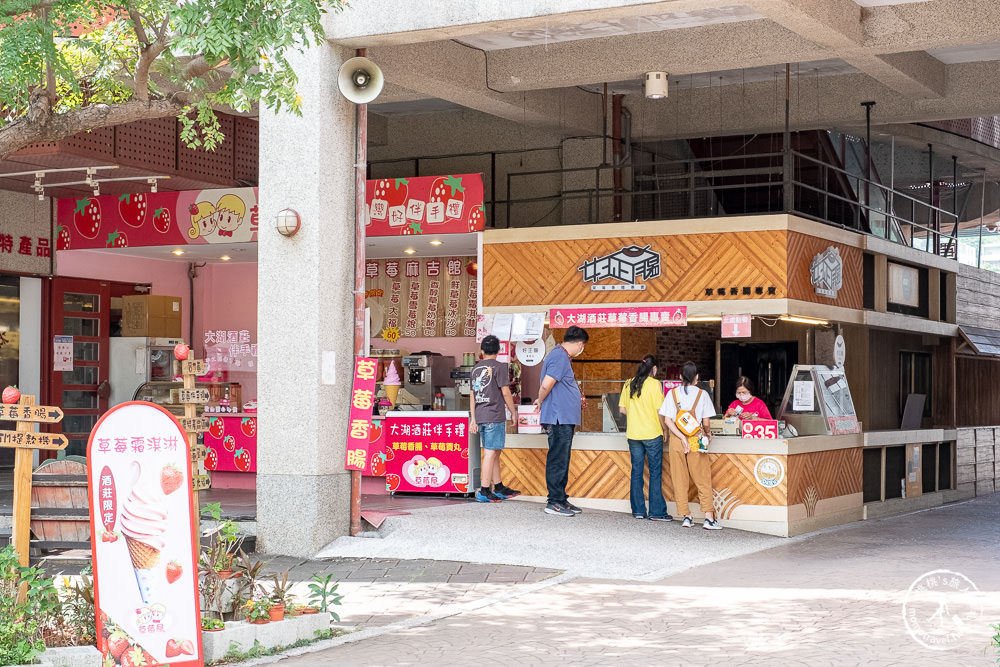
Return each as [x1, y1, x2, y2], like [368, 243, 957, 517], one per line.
[345, 357, 378, 471]
[366, 174, 485, 236]
[87, 402, 203, 667]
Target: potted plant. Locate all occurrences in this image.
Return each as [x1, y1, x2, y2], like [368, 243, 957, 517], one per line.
[267, 571, 291, 621]
[199, 503, 246, 619]
[307, 573, 344, 622]
[285, 602, 302, 618]
[244, 593, 271, 624]
[201, 617, 225, 632]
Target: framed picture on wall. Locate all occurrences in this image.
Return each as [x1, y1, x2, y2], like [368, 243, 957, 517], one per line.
[888, 262, 920, 308]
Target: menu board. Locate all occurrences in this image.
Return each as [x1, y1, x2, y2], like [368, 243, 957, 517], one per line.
[365, 257, 477, 339]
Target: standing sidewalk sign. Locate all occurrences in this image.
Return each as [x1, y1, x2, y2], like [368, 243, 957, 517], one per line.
[345, 357, 378, 471]
[88, 403, 203, 666]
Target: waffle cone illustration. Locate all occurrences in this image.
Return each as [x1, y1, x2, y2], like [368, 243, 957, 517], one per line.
[120, 479, 168, 605]
[385, 384, 400, 406]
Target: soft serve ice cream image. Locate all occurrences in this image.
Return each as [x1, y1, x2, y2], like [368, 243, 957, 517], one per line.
[119, 465, 169, 604]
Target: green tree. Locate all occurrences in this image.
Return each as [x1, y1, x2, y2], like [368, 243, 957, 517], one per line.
[0, 0, 339, 160]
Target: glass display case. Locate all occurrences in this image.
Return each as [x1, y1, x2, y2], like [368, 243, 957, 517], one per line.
[132, 381, 229, 417]
[777, 365, 860, 436]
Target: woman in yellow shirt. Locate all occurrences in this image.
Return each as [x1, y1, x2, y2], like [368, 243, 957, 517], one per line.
[619, 355, 670, 521]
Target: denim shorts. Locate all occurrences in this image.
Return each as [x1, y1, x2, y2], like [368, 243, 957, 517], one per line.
[480, 422, 507, 450]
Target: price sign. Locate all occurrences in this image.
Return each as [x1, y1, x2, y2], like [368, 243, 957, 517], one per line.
[182, 360, 207, 376]
[741, 419, 780, 440]
[178, 388, 210, 404]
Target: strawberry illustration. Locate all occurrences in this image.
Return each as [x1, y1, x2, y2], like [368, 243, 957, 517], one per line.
[179, 639, 194, 656]
[208, 418, 224, 439]
[118, 193, 148, 228]
[368, 423, 383, 442]
[370, 454, 385, 477]
[101, 530, 119, 543]
[152, 207, 171, 233]
[121, 646, 146, 667]
[160, 464, 183, 495]
[429, 175, 466, 220]
[373, 178, 409, 208]
[240, 417, 256, 437]
[234, 447, 251, 472]
[107, 630, 130, 661]
[205, 447, 218, 471]
[166, 560, 182, 584]
[56, 225, 71, 250]
[73, 197, 101, 239]
[384, 447, 395, 461]
[2, 386, 19, 404]
[461, 448, 469, 460]
[164, 639, 182, 658]
[222, 435, 236, 452]
[468, 204, 485, 232]
[106, 230, 128, 248]
[402, 221, 422, 235]
[386, 473, 400, 491]
[454, 480, 468, 493]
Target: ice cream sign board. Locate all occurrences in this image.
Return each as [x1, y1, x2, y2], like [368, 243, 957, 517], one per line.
[87, 402, 203, 667]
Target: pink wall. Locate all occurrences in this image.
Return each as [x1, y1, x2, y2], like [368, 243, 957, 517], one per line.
[371, 336, 478, 369]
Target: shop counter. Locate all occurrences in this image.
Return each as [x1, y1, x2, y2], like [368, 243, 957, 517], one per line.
[500, 431, 862, 537]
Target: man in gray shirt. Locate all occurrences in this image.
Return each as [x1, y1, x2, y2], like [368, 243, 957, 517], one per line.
[469, 335, 519, 503]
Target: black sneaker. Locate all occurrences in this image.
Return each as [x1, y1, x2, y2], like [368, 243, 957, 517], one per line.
[648, 515, 674, 522]
[561, 501, 582, 515]
[544, 502, 574, 516]
[496, 484, 521, 498]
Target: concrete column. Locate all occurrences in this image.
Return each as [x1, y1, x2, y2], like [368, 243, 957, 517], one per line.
[256, 42, 358, 556]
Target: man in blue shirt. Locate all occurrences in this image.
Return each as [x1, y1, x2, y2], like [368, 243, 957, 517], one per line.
[534, 325, 589, 517]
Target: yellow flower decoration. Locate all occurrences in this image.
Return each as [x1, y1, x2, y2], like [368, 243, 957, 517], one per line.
[382, 327, 401, 343]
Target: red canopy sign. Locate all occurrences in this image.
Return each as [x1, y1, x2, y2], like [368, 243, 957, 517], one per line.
[366, 174, 484, 236]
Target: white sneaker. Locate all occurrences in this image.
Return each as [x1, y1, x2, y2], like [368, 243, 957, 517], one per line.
[703, 518, 722, 530]
[681, 516, 693, 528]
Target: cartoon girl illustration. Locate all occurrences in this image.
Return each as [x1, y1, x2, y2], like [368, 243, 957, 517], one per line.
[214, 194, 247, 238]
[187, 201, 216, 239]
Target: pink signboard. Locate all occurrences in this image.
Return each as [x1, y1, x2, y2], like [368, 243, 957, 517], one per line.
[345, 358, 378, 471]
[55, 187, 258, 250]
[722, 314, 752, 338]
[87, 402, 203, 667]
[828, 415, 861, 435]
[366, 174, 485, 236]
[383, 415, 471, 494]
[549, 306, 687, 329]
[203, 416, 257, 473]
[366, 417, 387, 477]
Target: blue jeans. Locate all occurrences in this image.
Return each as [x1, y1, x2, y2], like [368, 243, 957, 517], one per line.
[544, 423, 575, 504]
[628, 436, 667, 518]
[479, 422, 507, 450]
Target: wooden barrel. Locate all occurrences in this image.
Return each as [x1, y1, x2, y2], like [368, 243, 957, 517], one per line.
[29, 458, 90, 550]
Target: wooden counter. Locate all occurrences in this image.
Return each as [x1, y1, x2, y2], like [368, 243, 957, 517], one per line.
[500, 432, 862, 537]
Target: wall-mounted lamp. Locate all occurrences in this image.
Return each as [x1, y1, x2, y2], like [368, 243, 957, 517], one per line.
[645, 72, 668, 99]
[275, 208, 301, 237]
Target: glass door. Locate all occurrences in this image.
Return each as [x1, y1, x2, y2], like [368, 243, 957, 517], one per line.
[48, 277, 111, 458]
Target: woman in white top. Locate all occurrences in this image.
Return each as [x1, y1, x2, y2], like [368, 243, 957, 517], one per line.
[658, 361, 722, 530]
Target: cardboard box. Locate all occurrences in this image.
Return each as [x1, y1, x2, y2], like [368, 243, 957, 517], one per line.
[122, 295, 182, 337]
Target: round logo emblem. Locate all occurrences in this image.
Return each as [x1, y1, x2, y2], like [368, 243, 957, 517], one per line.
[515, 340, 545, 366]
[903, 570, 982, 650]
[752, 456, 785, 488]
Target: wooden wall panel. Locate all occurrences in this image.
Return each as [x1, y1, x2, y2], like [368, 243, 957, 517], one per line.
[786, 232, 864, 309]
[787, 448, 862, 507]
[956, 356, 1000, 426]
[484, 231, 788, 307]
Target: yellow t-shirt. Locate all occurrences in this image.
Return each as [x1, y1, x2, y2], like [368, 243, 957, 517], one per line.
[620, 377, 665, 440]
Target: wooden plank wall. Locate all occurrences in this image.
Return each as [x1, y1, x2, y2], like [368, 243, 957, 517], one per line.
[786, 232, 864, 309]
[867, 330, 940, 430]
[955, 356, 1000, 426]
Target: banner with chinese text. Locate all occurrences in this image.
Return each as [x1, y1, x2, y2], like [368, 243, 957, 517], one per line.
[202, 328, 257, 372]
[365, 256, 477, 339]
[366, 174, 484, 236]
[549, 306, 687, 329]
[383, 415, 470, 493]
[0, 194, 52, 274]
[344, 358, 378, 471]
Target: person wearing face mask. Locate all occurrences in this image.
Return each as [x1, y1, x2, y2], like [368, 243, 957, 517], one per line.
[535, 325, 589, 517]
[723, 376, 772, 421]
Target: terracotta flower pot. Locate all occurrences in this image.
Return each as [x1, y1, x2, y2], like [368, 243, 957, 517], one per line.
[249, 618, 269, 625]
[204, 626, 224, 632]
[217, 570, 233, 580]
[267, 604, 285, 621]
[301, 607, 319, 615]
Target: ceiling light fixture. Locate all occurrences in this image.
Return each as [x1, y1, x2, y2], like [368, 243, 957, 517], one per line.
[220, 255, 231, 261]
[403, 248, 416, 255]
[172, 249, 185, 256]
[686, 316, 723, 322]
[780, 315, 829, 326]
[645, 71, 668, 99]
[429, 240, 443, 246]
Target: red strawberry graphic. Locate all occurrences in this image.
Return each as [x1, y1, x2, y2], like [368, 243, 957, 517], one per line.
[240, 417, 256, 437]
[73, 197, 101, 239]
[385, 473, 401, 491]
[101, 530, 118, 543]
[468, 204, 485, 232]
[384, 447, 395, 461]
[56, 225, 71, 250]
[106, 230, 128, 248]
[166, 560, 182, 583]
[205, 447, 218, 471]
[153, 207, 171, 233]
[179, 639, 194, 656]
[121, 646, 146, 666]
[373, 178, 409, 208]
[160, 464, 183, 495]
[118, 192, 148, 228]
[370, 455, 385, 477]
[107, 630, 130, 661]
[368, 423, 383, 442]
[222, 435, 236, 452]
[429, 175, 466, 220]
[454, 481, 468, 493]
[2, 386, 19, 404]
[164, 639, 181, 658]
[208, 418, 224, 439]
[461, 448, 469, 460]
[234, 447, 251, 472]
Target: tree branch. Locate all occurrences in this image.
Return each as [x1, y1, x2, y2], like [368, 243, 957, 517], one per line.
[130, 9, 170, 102]
[126, 4, 149, 46]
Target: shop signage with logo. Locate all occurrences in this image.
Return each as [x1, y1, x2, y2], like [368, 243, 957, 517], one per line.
[810, 246, 843, 299]
[753, 455, 785, 488]
[366, 174, 485, 236]
[578, 245, 660, 291]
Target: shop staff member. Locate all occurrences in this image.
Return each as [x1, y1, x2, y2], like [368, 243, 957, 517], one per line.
[535, 325, 589, 517]
[659, 361, 722, 530]
[723, 376, 773, 421]
[469, 335, 520, 503]
[620, 355, 671, 522]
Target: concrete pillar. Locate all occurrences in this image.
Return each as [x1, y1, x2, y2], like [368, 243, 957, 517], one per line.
[256, 42, 357, 556]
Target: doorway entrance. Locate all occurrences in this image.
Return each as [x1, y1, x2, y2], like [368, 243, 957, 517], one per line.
[720, 341, 799, 418]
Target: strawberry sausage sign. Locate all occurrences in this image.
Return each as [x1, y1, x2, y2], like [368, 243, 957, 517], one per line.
[366, 174, 485, 236]
[56, 187, 258, 250]
[345, 357, 378, 471]
[87, 402, 203, 667]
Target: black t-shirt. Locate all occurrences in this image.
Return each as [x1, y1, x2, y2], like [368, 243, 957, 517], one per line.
[471, 359, 509, 424]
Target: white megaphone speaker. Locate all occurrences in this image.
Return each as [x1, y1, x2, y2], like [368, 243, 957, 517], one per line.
[338, 56, 384, 104]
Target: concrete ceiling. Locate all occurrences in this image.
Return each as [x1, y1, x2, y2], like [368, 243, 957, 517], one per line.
[339, 0, 1000, 140]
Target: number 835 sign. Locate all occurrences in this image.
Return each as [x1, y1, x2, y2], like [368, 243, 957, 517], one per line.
[741, 419, 779, 439]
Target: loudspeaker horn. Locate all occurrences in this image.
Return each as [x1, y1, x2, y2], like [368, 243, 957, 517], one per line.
[338, 56, 384, 104]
